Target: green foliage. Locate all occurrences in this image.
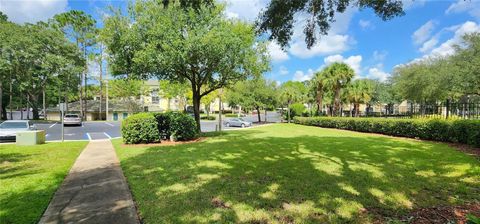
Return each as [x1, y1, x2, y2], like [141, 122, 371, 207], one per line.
[225, 113, 240, 118]
[169, 113, 198, 141]
[201, 115, 216, 120]
[153, 112, 198, 141]
[467, 214, 480, 224]
[289, 103, 306, 118]
[102, 1, 269, 131]
[121, 113, 160, 144]
[294, 117, 480, 147]
[323, 62, 355, 116]
[257, 0, 404, 49]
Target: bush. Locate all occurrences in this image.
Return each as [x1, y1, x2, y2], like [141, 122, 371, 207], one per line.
[153, 112, 174, 140]
[201, 115, 216, 120]
[225, 114, 239, 118]
[122, 113, 160, 144]
[169, 113, 198, 141]
[294, 117, 480, 147]
[288, 103, 306, 119]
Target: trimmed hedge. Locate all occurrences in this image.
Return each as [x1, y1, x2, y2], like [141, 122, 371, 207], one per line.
[201, 115, 216, 120]
[122, 112, 198, 144]
[294, 117, 480, 147]
[121, 113, 160, 144]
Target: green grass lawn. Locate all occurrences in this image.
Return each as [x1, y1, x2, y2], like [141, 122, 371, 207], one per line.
[113, 124, 480, 223]
[0, 141, 87, 224]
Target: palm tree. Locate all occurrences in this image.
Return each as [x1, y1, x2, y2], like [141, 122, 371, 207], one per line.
[311, 71, 326, 115]
[347, 79, 374, 117]
[279, 81, 306, 122]
[323, 62, 355, 116]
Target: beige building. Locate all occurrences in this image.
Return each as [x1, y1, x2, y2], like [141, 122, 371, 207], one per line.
[46, 80, 232, 121]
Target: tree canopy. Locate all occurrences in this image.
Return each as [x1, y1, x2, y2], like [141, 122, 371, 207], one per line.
[102, 1, 270, 131]
[257, 0, 404, 49]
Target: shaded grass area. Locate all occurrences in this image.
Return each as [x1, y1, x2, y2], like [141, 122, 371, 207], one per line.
[113, 124, 480, 223]
[0, 142, 87, 224]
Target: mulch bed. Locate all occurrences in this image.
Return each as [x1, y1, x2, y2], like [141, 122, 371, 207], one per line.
[122, 137, 206, 148]
[368, 202, 480, 224]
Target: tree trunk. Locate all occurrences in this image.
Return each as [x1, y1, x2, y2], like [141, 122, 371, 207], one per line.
[79, 73, 83, 119]
[0, 81, 3, 120]
[316, 89, 323, 116]
[355, 103, 360, 117]
[287, 102, 291, 123]
[333, 86, 341, 116]
[264, 109, 267, 123]
[192, 90, 202, 132]
[256, 107, 261, 123]
[26, 95, 30, 120]
[9, 78, 13, 120]
[167, 98, 171, 110]
[43, 88, 46, 120]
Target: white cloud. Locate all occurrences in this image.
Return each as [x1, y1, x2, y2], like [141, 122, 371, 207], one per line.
[429, 21, 480, 57]
[268, 41, 289, 62]
[367, 67, 390, 81]
[402, 0, 427, 10]
[279, 66, 289, 76]
[323, 54, 362, 75]
[445, 0, 480, 19]
[419, 38, 439, 53]
[0, 0, 68, 24]
[372, 50, 387, 62]
[223, 0, 267, 21]
[289, 34, 352, 58]
[293, 69, 315, 82]
[358, 19, 374, 30]
[412, 20, 436, 45]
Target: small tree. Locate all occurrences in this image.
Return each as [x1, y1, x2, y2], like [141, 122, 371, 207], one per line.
[109, 79, 147, 114]
[279, 81, 306, 122]
[346, 79, 374, 117]
[323, 62, 355, 116]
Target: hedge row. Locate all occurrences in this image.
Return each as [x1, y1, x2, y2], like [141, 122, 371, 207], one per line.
[294, 117, 480, 147]
[122, 112, 198, 144]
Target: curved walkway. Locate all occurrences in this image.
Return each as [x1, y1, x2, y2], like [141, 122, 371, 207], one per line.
[39, 140, 139, 224]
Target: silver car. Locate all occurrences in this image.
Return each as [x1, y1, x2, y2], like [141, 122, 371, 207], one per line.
[64, 114, 82, 126]
[0, 120, 36, 141]
[224, 118, 252, 128]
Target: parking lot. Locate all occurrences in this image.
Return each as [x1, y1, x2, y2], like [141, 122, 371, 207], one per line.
[1, 112, 281, 142]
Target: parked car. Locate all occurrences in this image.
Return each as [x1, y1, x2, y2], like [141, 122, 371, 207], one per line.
[0, 120, 36, 141]
[64, 114, 82, 126]
[224, 118, 252, 128]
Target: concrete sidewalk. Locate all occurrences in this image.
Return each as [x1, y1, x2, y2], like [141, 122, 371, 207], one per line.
[39, 140, 139, 224]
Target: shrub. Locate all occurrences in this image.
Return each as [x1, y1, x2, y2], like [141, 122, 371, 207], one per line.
[153, 112, 174, 140]
[122, 113, 160, 144]
[201, 115, 216, 120]
[294, 117, 480, 147]
[288, 103, 306, 119]
[169, 113, 198, 141]
[225, 114, 239, 118]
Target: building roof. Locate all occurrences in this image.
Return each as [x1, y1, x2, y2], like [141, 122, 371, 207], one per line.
[47, 100, 132, 112]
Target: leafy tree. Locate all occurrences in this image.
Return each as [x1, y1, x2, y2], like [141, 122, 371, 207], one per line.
[0, 12, 7, 22]
[102, 1, 269, 131]
[279, 81, 306, 122]
[257, 0, 404, 49]
[371, 80, 401, 114]
[109, 79, 147, 114]
[346, 79, 374, 117]
[310, 70, 328, 115]
[226, 77, 277, 123]
[53, 10, 97, 119]
[451, 32, 480, 96]
[323, 62, 355, 116]
[159, 80, 190, 111]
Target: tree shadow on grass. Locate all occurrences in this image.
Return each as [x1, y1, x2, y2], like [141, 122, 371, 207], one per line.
[118, 130, 480, 223]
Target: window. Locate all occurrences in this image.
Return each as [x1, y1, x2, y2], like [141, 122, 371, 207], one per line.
[151, 89, 159, 104]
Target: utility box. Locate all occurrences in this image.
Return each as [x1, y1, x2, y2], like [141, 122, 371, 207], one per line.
[16, 130, 46, 145]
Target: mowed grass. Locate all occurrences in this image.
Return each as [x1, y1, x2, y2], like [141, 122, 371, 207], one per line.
[113, 124, 480, 223]
[0, 141, 87, 224]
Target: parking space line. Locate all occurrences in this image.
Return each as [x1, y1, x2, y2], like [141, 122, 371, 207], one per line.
[104, 122, 114, 127]
[49, 122, 57, 128]
[86, 133, 92, 140]
[103, 132, 112, 139]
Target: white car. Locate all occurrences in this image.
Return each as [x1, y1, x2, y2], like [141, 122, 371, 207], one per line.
[0, 120, 36, 141]
[64, 114, 82, 126]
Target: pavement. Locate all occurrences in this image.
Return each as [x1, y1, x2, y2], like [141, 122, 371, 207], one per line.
[1, 112, 282, 142]
[39, 140, 139, 224]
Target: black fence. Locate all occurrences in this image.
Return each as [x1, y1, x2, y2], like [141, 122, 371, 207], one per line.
[362, 102, 480, 120]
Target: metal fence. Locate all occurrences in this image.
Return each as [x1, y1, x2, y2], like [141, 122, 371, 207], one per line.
[363, 101, 480, 119]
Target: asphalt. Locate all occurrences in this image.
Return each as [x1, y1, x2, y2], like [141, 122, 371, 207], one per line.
[1, 112, 282, 142]
[39, 140, 139, 224]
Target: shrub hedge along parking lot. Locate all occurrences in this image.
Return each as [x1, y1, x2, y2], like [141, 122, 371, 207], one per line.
[294, 117, 480, 147]
[122, 112, 198, 144]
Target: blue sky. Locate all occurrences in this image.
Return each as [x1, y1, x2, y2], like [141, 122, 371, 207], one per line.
[1, 0, 480, 84]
